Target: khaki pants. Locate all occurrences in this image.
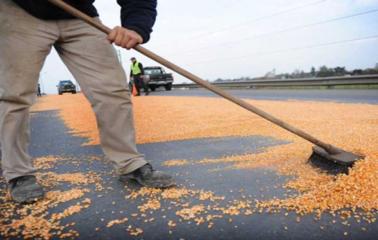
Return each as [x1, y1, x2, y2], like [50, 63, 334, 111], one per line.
[0, 0, 147, 182]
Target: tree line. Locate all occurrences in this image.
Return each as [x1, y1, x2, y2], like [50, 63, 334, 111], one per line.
[213, 63, 378, 82]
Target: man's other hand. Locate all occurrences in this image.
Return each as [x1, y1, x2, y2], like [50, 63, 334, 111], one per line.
[107, 26, 143, 49]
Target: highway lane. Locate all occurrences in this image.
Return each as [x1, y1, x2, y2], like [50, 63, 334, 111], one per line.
[151, 88, 378, 104]
[0, 108, 376, 239]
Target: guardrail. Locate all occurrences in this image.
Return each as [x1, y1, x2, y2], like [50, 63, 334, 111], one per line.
[173, 74, 378, 89]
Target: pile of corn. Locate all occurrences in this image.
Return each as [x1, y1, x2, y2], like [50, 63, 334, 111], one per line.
[17, 93, 377, 236]
[123, 186, 254, 229]
[0, 188, 90, 239]
[0, 155, 104, 239]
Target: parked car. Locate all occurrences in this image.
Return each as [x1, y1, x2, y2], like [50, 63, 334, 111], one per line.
[143, 66, 174, 91]
[57, 80, 76, 95]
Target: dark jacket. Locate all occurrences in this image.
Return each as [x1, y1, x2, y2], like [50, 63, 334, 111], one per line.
[12, 0, 157, 43]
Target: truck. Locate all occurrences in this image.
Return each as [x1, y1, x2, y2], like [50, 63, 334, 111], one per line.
[143, 66, 174, 91]
[57, 80, 77, 95]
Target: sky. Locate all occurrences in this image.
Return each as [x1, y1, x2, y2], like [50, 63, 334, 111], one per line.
[39, 0, 378, 94]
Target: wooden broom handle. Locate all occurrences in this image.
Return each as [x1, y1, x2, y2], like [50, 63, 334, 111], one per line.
[47, 0, 340, 154]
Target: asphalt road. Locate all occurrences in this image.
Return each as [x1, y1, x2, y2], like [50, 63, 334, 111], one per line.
[151, 88, 378, 104]
[1, 110, 377, 239]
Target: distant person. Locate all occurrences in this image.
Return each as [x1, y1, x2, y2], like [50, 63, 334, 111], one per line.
[0, 0, 174, 204]
[37, 83, 42, 97]
[130, 57, 149, 96]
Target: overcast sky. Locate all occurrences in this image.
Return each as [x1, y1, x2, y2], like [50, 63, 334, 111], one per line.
[39, 0, 378, 94]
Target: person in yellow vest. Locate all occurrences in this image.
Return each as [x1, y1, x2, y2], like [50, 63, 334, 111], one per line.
[130, 57, 149, 96]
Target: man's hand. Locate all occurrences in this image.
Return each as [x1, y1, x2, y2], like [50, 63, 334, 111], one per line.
[107, 26, 143, 49]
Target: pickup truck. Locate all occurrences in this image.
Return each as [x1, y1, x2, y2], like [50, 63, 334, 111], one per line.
[143, 66, 174, 91]
[57, 80, 77, 95]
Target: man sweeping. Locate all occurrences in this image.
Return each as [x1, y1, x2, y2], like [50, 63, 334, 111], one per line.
[0, 0, 174, 204]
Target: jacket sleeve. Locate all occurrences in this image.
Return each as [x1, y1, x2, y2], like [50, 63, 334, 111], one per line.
[139, 63, 145, 75]
[117, 0, 157, 43]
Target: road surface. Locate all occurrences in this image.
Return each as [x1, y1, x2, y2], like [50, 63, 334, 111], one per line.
[152, 88, 378, 104]
[0, 108, 376, 240]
